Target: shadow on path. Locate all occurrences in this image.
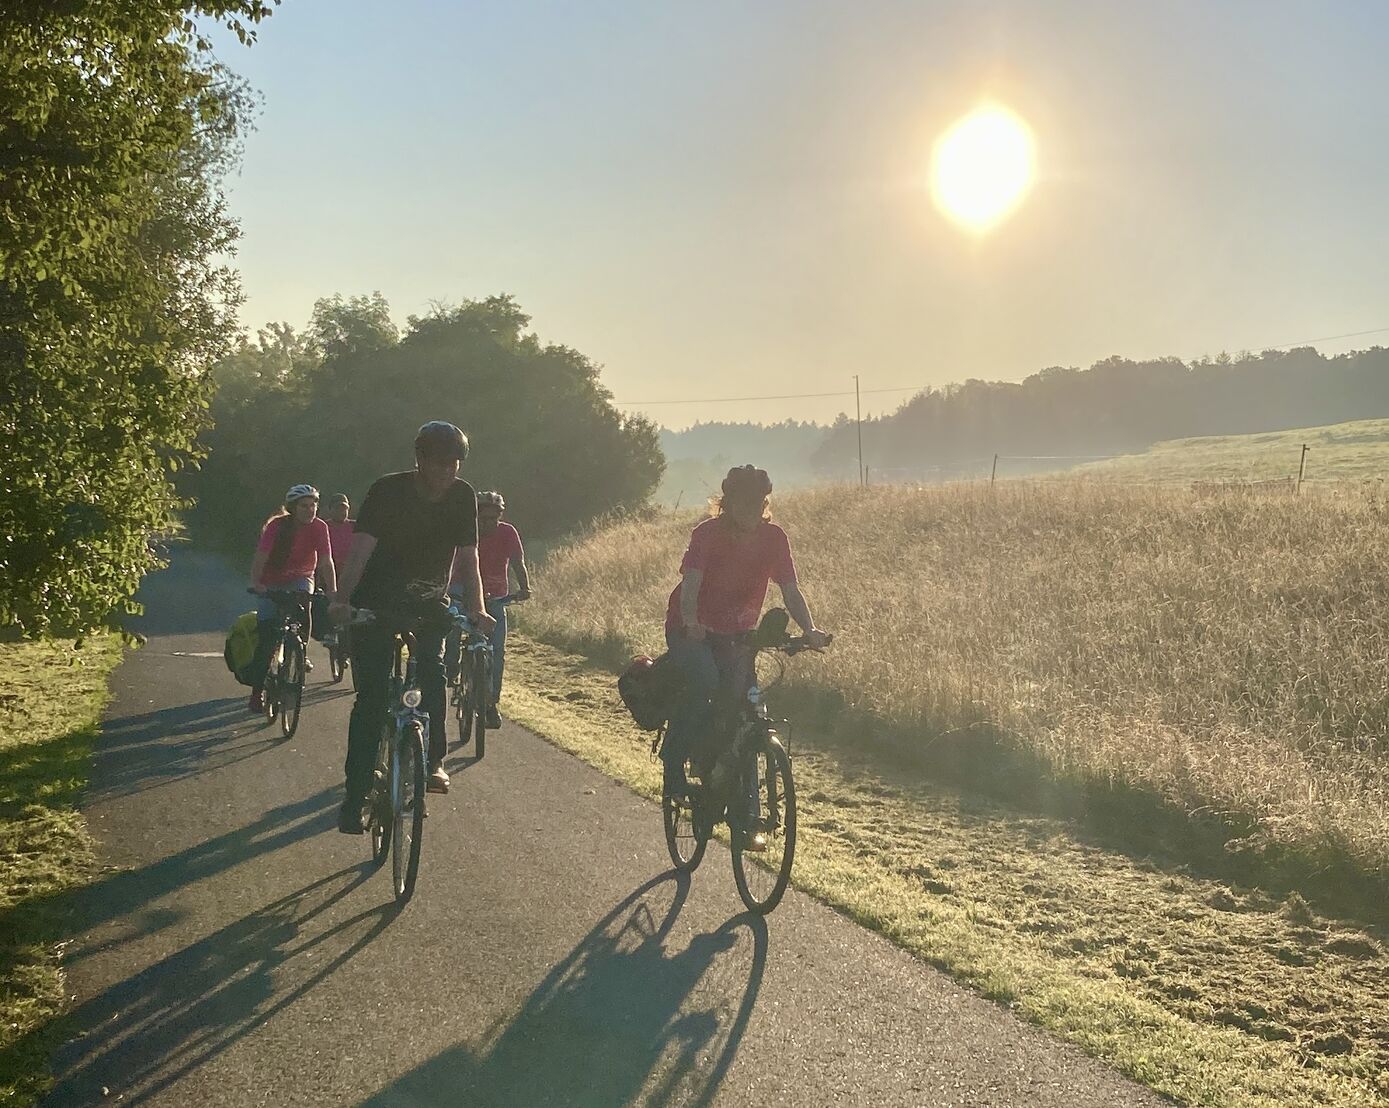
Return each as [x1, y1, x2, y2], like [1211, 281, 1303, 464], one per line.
[364, 872, 768, 1108]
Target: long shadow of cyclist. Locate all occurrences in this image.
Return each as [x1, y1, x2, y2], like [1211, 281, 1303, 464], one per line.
[362, 870, 769, 1108]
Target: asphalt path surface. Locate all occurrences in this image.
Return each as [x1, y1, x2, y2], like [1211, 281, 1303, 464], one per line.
[46, 555, 1165, 1107]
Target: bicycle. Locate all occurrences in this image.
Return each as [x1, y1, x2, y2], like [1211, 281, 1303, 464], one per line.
[250, 588, 311, 739]
[353, 599, 472, 904]
[448, 593, 524, 761]
[326, 623, 352, 687]
[661, 610, 831, 915]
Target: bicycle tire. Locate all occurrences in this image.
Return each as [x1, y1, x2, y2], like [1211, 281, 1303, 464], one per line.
[329, 642, 345, 684]
[280, 636, 305, 739]
[453, 672, 475, 749]
[473, 652, 491, 760]
[262, 643, 280, 724]
[731, 734, 796, 915]
[391, 721, 427, 904]
[663, 763, 708, 872]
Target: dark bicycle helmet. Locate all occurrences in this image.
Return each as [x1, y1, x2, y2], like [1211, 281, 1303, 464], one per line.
[477, 490, 506, 512]
[721, 465, 772, 499]
[414, 420, 469, 461]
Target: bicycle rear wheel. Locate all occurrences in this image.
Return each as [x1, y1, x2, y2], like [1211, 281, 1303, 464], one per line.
[663, 763, 707, 873]
[391, 721, 427, 904]
[280, 637, 305, 738]
[329, 642, 345, 684]
[731, 734, 796, 914]
[453, 673, 476, 750]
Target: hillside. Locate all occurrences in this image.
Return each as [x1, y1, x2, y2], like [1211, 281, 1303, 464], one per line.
[1076, 417, 1389, 483]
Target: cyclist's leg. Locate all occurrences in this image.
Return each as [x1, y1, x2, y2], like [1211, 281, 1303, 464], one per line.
[661, 629, 719, 791]
[246, 593, 282, 706]
[486, 596, 507, 706]
[416, 625, 449, 769]
[345, 623, 394, 815]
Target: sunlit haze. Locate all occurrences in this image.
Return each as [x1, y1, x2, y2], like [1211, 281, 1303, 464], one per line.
[209, 1, 1389, 428]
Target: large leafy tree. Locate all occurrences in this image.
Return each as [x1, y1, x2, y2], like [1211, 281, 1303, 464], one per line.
[0, 1, 276, 637]
[190, 294, 665, 552]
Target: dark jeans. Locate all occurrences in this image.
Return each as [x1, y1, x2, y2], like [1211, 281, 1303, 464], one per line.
[249, 583, 311, 695]
[345, 622, 448, 803]
[660, 627, 752, 776]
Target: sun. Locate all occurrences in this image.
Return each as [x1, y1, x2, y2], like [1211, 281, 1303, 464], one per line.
[930, 105, 1036, 233]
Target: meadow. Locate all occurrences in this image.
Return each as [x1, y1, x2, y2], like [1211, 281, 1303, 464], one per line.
[525, 481, 1389, 893]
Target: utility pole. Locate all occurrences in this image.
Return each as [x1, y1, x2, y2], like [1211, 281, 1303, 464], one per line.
[854, 374, 864, 488]
[991, 453, 999, 487]
[1297, 443, 1309, 494]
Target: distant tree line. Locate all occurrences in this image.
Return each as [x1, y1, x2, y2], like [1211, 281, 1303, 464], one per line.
[0, 1, 276, 637]
[813, 347, 1389, 479]
[656, 420, 827, 504]
[186, 294, 664, 556]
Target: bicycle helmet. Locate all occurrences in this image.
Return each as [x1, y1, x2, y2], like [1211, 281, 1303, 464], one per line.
[414, 420, 469, 461]
[720, 465, 772, 500]
[327, 492, 350, 507]
[285, 483, 319, 505]
[477, 490, 506, 512]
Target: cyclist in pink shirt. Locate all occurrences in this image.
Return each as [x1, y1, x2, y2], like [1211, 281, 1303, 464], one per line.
[447, 490, 531, 727]
[246, 484, 336, 713]
[662, 466, 829, 797]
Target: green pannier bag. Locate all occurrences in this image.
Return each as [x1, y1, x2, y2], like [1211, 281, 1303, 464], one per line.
[224, 611, 261, 687]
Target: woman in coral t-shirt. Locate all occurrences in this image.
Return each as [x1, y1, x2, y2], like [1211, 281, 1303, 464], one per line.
[661, 465, 829, 796]
[244, 483, 335, 713]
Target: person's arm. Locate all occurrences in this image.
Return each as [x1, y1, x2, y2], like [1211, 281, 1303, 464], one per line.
[448, 544, 495, 631]
[777, 580, 830, 646]
[318, 534, 338, 597]
[679, 569, 705, 640]
[511, 529, 531, 598]
[327, 534, 376, 621]
[249, 547, 269, 591]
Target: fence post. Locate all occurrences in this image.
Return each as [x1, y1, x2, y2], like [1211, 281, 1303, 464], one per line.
[1297, 443, 1309, 494]
[990, 453, 999, 487]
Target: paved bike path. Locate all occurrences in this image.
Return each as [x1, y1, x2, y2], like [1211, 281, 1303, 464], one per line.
[46, 578, 1164, 1105]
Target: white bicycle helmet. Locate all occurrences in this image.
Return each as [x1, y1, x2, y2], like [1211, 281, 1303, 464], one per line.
[285, 483, 319, 505]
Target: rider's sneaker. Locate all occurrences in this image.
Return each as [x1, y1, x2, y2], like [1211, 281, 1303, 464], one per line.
[248, 691, 264, 714]
[427, 763, 450, 794]
[486, 706, 502, 729]
[304, 658, 314, 673]
[741, 829, 769, 853]
[337, 798, 366, 835]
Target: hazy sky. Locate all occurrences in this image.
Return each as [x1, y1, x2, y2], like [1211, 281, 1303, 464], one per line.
[211, 1, 1389, 428]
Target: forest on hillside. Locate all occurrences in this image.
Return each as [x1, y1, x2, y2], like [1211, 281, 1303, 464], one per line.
[813, 346, 1389, 480]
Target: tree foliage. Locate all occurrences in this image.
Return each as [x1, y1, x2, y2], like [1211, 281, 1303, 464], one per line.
[188, 294, 665, 553]
[813, 347, 1389, 479]
[0, 1, 276, 636]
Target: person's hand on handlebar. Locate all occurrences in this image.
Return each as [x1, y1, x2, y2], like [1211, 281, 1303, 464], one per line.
[802, 628, 832, 650]
[470, 608, 497, 634]
[514, 587, 532, 602]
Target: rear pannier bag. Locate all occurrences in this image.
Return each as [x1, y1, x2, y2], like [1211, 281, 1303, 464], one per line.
[618, 652, 683, 732]
[224, 611, 261, 687]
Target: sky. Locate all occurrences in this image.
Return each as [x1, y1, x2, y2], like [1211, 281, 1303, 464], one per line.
[209, 0, 1389, 428]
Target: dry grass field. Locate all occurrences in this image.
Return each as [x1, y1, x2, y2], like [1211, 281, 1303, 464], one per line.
[526, 481, 1389, 893]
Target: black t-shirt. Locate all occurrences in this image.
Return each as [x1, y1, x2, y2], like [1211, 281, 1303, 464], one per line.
[351, 471, 478, 608]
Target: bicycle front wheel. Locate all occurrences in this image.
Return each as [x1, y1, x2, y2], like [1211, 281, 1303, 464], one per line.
[280, 637, 305, 739]
[453, 672, 475, 749]
[663, 764, 707, 873]
[731, 734, 796, 915]
[472, 652, 491, 760]
[391, 721, 426, 904]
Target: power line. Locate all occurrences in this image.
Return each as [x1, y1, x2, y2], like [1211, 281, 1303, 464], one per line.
[615, 324, 1389, 410]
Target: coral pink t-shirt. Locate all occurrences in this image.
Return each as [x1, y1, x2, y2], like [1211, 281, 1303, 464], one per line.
[664, 518, 797, 635]
[326, 520, 355, 567]
[478, 522, 524, 599]
[255, 516, 332, 587]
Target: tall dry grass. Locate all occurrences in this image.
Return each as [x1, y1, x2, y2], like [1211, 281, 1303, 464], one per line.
[525, 481, 1389, 882]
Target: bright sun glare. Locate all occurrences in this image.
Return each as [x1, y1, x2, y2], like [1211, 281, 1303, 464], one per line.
[930, 105, 1036, 233]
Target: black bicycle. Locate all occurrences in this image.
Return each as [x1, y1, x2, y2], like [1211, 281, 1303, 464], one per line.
[353, 600, 474, 904]
[251, 588, 311, 739]
[662, 610, 830, 915]
[326, 623, 352, 687]
[448, 593, 524, 760]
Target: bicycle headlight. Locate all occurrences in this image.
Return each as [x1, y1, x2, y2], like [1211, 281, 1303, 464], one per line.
[402, 689, 423, 709]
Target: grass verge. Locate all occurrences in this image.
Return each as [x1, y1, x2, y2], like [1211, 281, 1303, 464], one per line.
[503, 633, 1389, 1108]
[0, 635, 121, 1108]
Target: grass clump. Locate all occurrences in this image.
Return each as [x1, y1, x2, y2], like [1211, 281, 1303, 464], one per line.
[0, 635, 121, 1108]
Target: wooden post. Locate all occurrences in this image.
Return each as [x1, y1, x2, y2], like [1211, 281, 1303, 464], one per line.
[1297, 443, 1309, 494]
[990, 453, 999, 487]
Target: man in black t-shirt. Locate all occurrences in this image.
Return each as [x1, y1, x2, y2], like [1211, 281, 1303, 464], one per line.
[328, 421, 495, 833]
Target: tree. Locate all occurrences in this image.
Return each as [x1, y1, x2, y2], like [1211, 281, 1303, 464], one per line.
[0, 1, 277, 637]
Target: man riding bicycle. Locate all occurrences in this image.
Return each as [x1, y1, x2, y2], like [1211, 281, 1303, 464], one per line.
[446, 490, 531, 728]
[328, 421, 495, 834]
[662, 466, 830, 804]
